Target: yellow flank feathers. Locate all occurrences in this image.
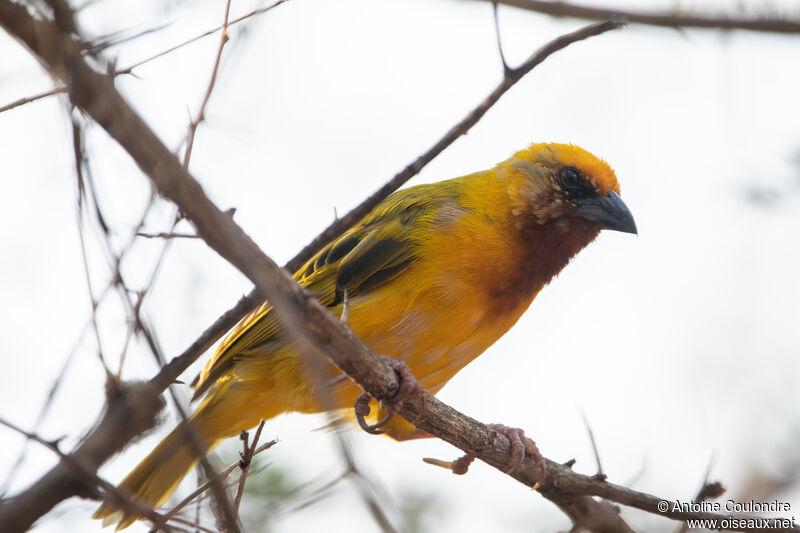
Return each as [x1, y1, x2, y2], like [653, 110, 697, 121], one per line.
[94, 143, 634, 527]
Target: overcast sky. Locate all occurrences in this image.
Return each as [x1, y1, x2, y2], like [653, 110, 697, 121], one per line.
[1, 0, 799, 532]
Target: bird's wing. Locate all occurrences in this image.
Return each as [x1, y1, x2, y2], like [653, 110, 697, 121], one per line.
[190, 183, 457, 399]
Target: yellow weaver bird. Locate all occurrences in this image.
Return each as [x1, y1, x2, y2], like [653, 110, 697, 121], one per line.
[95, 142, 636, 528]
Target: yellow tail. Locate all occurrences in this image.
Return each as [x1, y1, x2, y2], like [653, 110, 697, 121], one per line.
[92, 418, 213, 529]
[93, 387, 271, 530]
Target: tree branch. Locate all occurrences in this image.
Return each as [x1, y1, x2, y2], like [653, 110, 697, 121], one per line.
[0, 380, 164, 532]
[486, 0, 800, 34]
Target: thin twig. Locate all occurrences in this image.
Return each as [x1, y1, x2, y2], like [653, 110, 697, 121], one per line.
[0, 85, 66, 113]
[0, 1, 290, 115]
[182, 0, 232, 170]
[136, 231, 202, 239]
[232, 420, 265, 514]
[0, 182, 155, 504]
[169, 4, 243, 530]
[492, 1, 510, 74]
[0, 325, 82, 497]
[72, 116, 112, 375]
[115, 0, 289, 77]
[152, 438, 277, 531]
[0, 415, 172, 530]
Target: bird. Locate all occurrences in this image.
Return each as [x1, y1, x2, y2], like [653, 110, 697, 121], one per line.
[94, 142, 636, 528]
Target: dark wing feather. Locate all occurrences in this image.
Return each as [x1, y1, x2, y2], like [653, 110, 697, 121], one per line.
[190, 183, 454, 399]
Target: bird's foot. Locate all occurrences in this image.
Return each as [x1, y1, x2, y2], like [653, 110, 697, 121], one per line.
[354, 356, 426, 435]
[423, 423, 546, 484]
[487, 423, 543, 476]
[423, 454, 476, 475]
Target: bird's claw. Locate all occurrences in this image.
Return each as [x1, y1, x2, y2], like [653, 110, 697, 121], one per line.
[353, 356, 426, 434]
[354, 392, 392, 434]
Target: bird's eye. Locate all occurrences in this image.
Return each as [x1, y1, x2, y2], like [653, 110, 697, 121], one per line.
[558, 166, 583, 191]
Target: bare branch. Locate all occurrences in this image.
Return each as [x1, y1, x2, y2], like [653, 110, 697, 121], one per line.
[0, 416, 171, 529]
[182, 0, 231, 169]
[0, 1, 290, 115]
[152, 437, 277, 532]
[72, 115, 112, 375]
[136, 231, 202, 239]
[0, 380, 164, 532]
[486, 0, 800, 34]
[115, 0, 290, 77]
[232, 421, 264, 515]
[492, 1, 510, 74]
[0, 86, 66, 113]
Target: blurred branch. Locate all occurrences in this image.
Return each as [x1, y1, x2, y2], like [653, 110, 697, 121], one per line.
[136, 231, 202, 239]
[486, 0, 800, 34]
[0, 415, 172, 529]
[153, 433, 277, 532]
[181, 0, 231, 169]
[168, 3, 241, 530]
[232, 421, 264, 516]
[0, 86, 65, 113]
[0, 0, 289, 115]
[0, 380, 164, 532]
[114, 0, 290, 75]
[674, 473, 725, 533]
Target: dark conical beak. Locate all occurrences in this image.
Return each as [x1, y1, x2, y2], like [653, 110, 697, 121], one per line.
[574, 191, 637, 234]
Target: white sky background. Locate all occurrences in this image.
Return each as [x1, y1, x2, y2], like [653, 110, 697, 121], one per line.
[1, 0, 799, 532]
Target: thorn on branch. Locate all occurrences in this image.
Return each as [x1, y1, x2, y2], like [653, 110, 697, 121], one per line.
[696, 481, 725, 501]
[580, 410, 604, 477]
[238, 429, 250, 469]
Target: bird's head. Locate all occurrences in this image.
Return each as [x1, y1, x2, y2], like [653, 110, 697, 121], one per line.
[500, 142, 637, 236]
